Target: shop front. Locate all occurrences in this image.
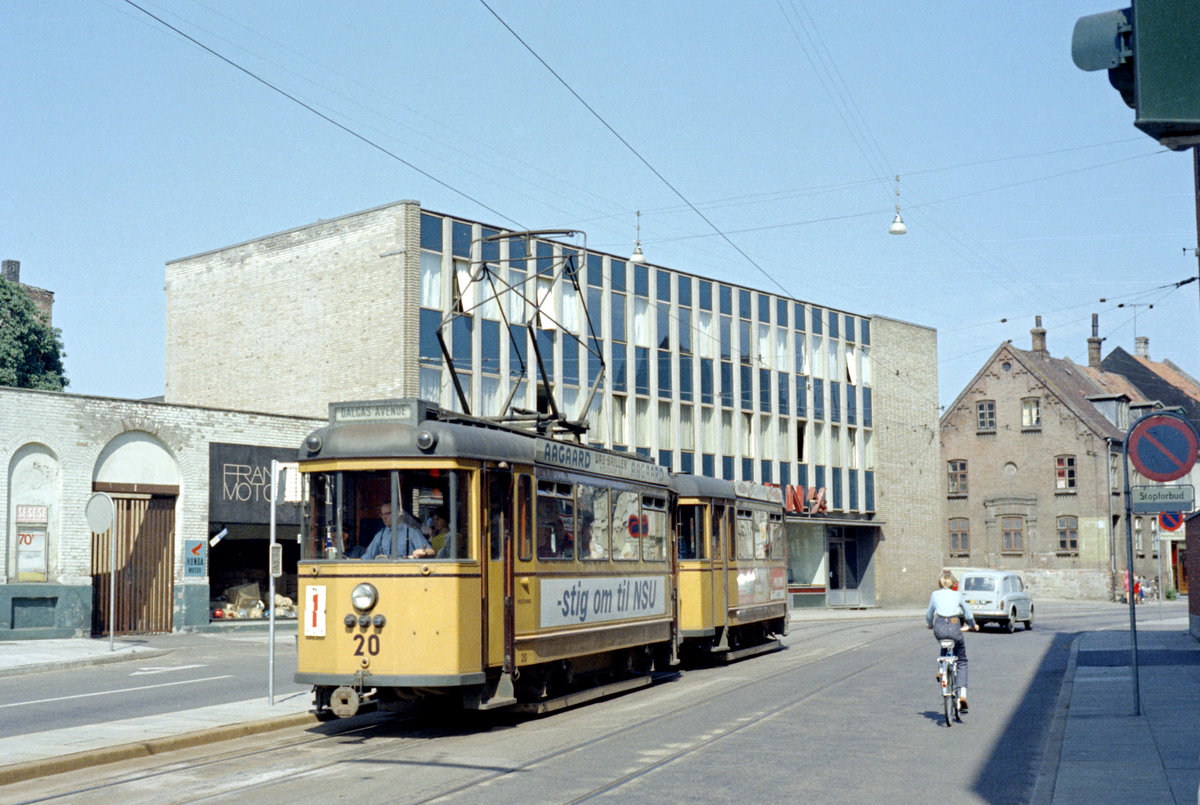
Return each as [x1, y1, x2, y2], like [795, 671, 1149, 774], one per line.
[786, 518, 880, 609]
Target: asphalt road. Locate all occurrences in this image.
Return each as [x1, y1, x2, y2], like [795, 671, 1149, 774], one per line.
[0, 632, 307, 739]
[2, 601, 1143, 804]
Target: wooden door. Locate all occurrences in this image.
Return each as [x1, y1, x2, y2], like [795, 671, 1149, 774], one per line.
[92, 495, 175, 635]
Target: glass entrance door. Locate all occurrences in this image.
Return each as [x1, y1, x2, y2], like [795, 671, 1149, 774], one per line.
[827, 531, 861, 607]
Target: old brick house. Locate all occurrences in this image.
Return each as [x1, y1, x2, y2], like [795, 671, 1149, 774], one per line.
[939, 317, 1158, 600]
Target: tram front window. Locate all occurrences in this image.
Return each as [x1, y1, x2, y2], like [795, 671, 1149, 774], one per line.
[303, 468, 471, 560]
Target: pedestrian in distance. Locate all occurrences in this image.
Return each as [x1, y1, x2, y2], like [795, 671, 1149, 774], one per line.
[926, 570, 979, 713]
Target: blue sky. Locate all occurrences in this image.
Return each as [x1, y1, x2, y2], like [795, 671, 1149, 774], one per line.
[5, 1, 1198, 410]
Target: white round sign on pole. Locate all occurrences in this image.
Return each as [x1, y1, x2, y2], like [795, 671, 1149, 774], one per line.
[85, 492, 115, 534]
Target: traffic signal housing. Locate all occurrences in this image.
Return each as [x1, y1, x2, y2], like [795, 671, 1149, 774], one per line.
[1073, 1, 1200, 149]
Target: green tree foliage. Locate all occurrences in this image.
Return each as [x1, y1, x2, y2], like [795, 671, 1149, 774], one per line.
[0, 277, 68, 390]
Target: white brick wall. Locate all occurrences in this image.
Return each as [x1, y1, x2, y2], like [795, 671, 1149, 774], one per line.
[165, 201, 421, 418]
[870, 316, 943, 605]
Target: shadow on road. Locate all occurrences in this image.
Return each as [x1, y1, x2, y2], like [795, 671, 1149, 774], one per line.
[970, 630, 1075, 804]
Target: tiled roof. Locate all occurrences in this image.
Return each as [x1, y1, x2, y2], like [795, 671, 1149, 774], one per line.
[1009, 348, 1125, 440]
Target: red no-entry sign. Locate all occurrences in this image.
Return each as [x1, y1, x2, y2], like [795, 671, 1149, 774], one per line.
[1128, 413, 1199, 482]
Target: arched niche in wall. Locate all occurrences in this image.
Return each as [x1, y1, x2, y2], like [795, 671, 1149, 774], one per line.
[93, 431, 181, 493]
[7, 443, 62, 581]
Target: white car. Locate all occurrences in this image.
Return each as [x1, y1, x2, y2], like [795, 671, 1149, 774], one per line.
[959, 570, 1033, 633]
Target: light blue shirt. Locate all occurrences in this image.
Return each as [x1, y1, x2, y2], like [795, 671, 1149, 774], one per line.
[926, 588, 976, 627]
[362, 522, 431, 559]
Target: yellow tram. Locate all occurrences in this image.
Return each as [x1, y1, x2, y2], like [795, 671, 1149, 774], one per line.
[672, 475, 788, 661]
[295, 398, 676, 716]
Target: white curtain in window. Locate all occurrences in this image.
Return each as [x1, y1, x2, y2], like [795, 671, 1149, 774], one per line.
[481, 375, 501, 417]
[848, 428, 859, 469]
[864, 430, 875, 467]
[721, 410, 734, 454]
[454, 258, 473, 312]
[536, 277, 556, 329]
[420, 366, 442, 405]
[563, 386, 580, 420]
[760, 415, 775, 460]
[741, 413, 753, 457]
[778, 418, 791, 461]
[758, 324, 771, 369]
[811, 337, 825, 378]
[814, 423, 826, 465]
[828, 338, 839, 380]
[831, 426, 841, 467]
[680, 404, 695, 451]
[562, 282, 580, 334]
[795, 333, 807, 374]
[861, 347, 871, 385]
[421, 251, 442, 309]
[587, 394, 607, 443]
[699, 311, 716, 359]
[612, 395, 627, 445]
[658, 402, 673, 449]
[701, 406, 715, 452]
[508, 270, 527, 322]
[775, 329, 788, 371]
[846, 346, 858, 385]
[633, 297, 650, 344]
[635, 398, 651, 446]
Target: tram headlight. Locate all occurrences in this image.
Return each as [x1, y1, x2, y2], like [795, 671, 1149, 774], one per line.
[415, 429, 437, 452]
[351, 582, 378, 612]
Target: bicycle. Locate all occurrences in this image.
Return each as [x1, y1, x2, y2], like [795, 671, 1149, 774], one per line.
[936, 639, 960, 727]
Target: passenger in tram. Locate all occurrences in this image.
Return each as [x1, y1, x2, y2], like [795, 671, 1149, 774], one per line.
[362, 502, 434, 559]
[430, 507, 461, 558]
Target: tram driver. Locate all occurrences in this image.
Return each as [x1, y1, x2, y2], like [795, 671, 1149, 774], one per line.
[362, 502, 434, 559]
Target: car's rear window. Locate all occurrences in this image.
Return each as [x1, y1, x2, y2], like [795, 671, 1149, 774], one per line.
[963, 576, 996, 592]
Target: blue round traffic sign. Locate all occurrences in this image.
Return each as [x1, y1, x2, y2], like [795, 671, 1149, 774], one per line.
[1159, 511, 1185, 532]
[1128, 414, 1199, 482]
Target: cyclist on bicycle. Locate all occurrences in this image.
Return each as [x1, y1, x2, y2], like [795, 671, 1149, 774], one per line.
[926, 570, 978, 712]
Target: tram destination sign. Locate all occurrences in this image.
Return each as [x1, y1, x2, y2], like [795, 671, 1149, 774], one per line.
[1130, 484, 1195, 513]
[536, 439, 669, 484]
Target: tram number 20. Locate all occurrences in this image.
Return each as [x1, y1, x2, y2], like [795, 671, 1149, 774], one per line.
[353, 634, 380, 656]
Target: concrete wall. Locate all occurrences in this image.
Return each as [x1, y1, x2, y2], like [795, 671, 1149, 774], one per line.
[165, 201, 422, 418]
[869, 316, 943, 605]
[0, 387, 320, 637]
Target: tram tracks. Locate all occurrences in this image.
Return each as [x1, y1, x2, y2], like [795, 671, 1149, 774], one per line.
[10, 618, 917, 804]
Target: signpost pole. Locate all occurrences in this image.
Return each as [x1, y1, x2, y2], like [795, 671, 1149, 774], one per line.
[1121, 436, 1141, 716]
[269, 460, 278, 707]
[1157, 535, 1164, 620]
[85, 493, 116, 652]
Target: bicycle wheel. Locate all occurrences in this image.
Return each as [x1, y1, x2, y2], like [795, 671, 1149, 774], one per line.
[949, 665, 959, 722]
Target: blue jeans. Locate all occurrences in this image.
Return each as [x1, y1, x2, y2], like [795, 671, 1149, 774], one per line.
[932, 615, 968, 690]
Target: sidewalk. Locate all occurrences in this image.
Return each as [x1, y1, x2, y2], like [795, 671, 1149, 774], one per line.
[0, 630, 315, 785]
[1034, 616, 1200, 804]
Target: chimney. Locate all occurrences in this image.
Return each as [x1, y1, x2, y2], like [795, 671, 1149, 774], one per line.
[1087, 313, 1103, 369]
[1135, 336, 1149, 358]
[1, 260, 18, 284]
[1031, 315, 1048, 357]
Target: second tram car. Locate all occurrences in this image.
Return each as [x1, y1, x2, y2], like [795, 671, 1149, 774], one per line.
[295, 398, 787, 717]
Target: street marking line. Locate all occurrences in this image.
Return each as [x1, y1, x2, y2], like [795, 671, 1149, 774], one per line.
[0, 675, 234, 708]
[129, 664, 206, 676]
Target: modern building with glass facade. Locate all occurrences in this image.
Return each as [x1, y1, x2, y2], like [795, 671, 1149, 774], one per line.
[166, 200, 942, 606]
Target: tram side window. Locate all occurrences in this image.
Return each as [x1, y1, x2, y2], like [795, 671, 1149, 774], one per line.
[577, 483, 610, 560]
[753, 510, 770, 559]
[735, 508, 755, 560]
[677, 505, 701, 560]
[611, 489, 640, 560]
[642, 496, 667, 561]
[711, 505, 725, 561]
[517, 474, 533, 562]
[536, 481, 575, 560]
[487, 472, 511, 561]
[768, 512, 784, 559]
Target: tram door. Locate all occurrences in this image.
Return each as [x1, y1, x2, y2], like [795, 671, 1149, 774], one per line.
[484, 469, 516, 668]
[710, 504, 729, 628]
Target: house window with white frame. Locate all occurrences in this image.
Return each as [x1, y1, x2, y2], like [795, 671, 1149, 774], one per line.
[977, 400, 996, 431]
[1021, 397, 1041, 428]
